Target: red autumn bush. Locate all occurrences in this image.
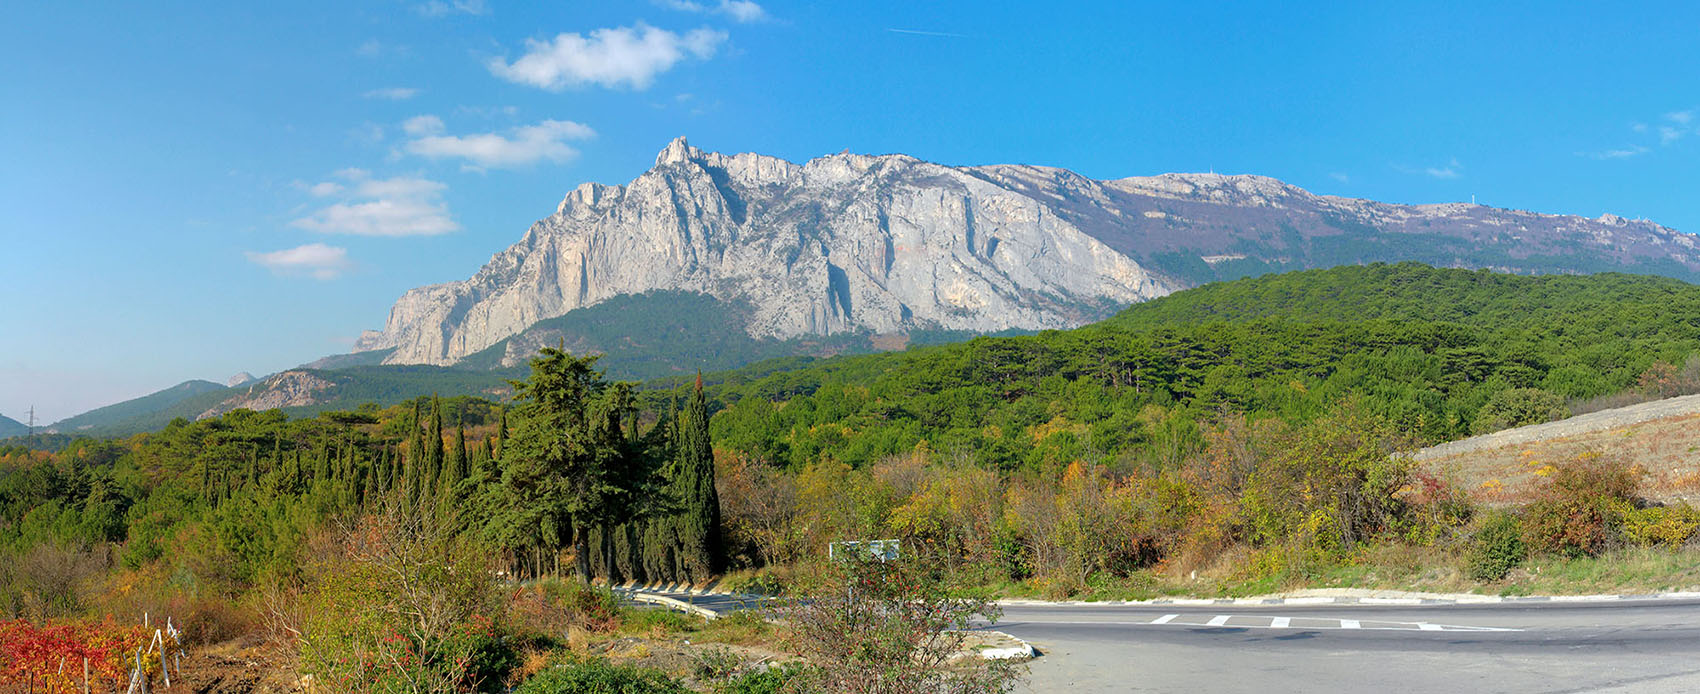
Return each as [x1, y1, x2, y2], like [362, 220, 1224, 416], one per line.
[1522, 452, 1641, 557]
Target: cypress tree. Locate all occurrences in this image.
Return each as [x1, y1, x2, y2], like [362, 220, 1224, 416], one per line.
[424, 396, 444, 498]
[672, 375, 723, 582]
[406, 402, 424, 506]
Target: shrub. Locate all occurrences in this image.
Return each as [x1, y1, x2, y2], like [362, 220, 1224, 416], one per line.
[1465, 512, 1526, 582]
[1472, 388, 1569, 434]
[509, 578, 622, 641]
[1521, 452, 1640, 557]
[713, 663, 811, 694]
[513, 656, 688, 694]
[779, 553, 1023, 694]
[294, 509, 511, 693]
[720, 570, 789, 596]
[1620, 505, 1700, 548]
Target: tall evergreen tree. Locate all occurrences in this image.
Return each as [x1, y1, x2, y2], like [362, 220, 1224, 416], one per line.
[669, 374, 724, 582]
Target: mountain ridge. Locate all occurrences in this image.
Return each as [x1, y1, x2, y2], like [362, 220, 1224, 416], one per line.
[354, 137, 1700, 368]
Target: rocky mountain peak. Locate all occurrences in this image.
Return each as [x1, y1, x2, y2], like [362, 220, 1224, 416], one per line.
[353, 138, 1700, 367]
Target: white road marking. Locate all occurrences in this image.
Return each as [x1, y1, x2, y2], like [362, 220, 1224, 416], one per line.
[1271, 617, 1291, 628]
[1206, 615, 1232, 626]
[1340, 619, 1361, 629]
[1015, 618, 1522, 632]
[1151, 614, 1179, 625]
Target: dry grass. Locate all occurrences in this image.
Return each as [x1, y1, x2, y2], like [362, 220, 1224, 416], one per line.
[1419, 413, 1700, 505]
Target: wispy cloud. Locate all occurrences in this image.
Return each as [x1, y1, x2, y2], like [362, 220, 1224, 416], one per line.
[886, 28, 968, 38]
[1396, 158, 1461, 179]
[487, 24, 727, 90]
[1658, 126, 1685, 145]
[246, 243, 353, 280]
[401, 116, 595, 171]
[1329, 172, 1350, 183]
[658, 0, 768, 22]
[415, 0, 487, 17]
[356, 39, 409, 59]
[1667, 110, 1694, 126]
[363, 87, 421, 100]
[1579, 145, 1650, 160]
[290, 170, 459, 237]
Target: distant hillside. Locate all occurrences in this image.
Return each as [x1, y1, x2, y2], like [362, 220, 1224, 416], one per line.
[701, 264, 1700, 470]
[457, 290, 919, 380]
[1107, 262, 1698, 330]
[48, 379, 229, 436]
[0, 414, 28, 438]
[197, 366, 512, 422]
[48, 365, 514, 438]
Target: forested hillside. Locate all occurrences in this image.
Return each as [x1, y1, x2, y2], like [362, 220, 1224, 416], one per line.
[706, 263, 1700, 471]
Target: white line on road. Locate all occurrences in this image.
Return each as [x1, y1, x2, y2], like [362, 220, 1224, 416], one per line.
[1011, 618, 1522, 632]
[1206, 615, 1232, 626]
[1151, 614, 1179, 625]
[1271, 617, 1291, 628]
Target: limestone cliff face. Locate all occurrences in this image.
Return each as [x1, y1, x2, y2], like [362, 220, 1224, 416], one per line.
[357, 138, 1700, 366]
[357, 138, 1174, 365]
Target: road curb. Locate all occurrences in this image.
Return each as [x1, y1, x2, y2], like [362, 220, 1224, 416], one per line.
[973, 630, 1037, 660]
[996, 590, 1700, 608]
[624, 591, 723, 619]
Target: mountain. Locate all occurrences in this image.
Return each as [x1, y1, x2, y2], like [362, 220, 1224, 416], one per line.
[354, 137, 1700, 368]
[226, 372, 258, 388]
[0, 414, 28, 438]
[48, 379, 229, 436]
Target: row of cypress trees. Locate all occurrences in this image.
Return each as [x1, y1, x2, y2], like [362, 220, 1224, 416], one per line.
[188, 350, 726, 586]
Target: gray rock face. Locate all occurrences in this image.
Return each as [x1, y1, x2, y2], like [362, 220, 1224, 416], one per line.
[358, 138, 1173, 365]
[357, 138, 1700, 366]
[199, 371, 333, 420]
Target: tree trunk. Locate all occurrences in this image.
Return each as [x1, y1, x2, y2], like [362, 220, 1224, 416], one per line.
[574, 526, 592, 581]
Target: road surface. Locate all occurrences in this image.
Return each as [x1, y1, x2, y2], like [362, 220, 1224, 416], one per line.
[997, 598, 1700, 693]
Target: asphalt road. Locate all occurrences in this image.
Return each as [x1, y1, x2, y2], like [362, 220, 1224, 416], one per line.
[995, 599, 1700, 693]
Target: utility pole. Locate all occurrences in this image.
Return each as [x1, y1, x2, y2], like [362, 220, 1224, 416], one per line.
[26, 405, 34, 436]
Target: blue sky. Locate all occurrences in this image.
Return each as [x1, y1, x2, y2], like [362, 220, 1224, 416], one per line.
[3, 1, 1698, 422]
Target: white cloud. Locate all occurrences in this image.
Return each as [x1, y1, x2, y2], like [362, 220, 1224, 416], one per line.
[291, 170, 459, 237]
[1666, 110, 1694, 126]
[487, 24, 728, 90]
[1658, 125, 1685, 145]
[364, 87, 421, 100]
[658, 0, 768, 22]
[1415, 158, 1461, 179]
[1329, 172, 1350, 183]
[403, 118, 595, 170]
[403, 114, 446, 136]
[308, 181, 344, 196]
[1580, 145, 1649, 160]
[246, 243, 353, 280]
[416, 0, 487, 17]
